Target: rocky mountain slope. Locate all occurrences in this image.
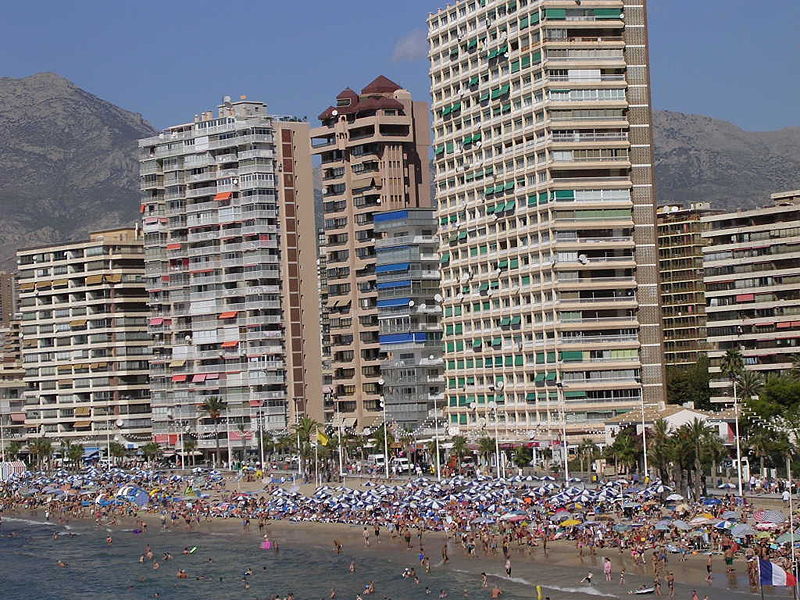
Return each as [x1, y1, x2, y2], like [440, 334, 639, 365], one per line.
[0, 73, 155, 266]
[653, 110, 800, 211]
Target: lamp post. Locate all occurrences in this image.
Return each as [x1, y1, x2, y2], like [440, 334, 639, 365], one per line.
[379, 396, 389, 478]
[488, 400, 501, 479]
[433, 394, 442, 481]
[733, 379, 744, 497]
[638, 377, 649, 481]
[556, 380, 569, 484]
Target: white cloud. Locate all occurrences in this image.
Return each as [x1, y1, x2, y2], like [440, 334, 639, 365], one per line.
[392, 28, 428, 62]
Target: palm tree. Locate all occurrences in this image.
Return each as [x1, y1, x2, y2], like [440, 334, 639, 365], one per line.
[738, 370, 763, 401]
[6, 440, 22, 461]
[370, 423, 395, 461]
[64, 441, 85, 471]
[576, 438, 600, 474]
[720, 348, 745, 393]
[183, 437, 198, 467]
[198, 396, 227, 467]
[513, 446, 532, 469]
[141, 441, 161, 465]
[791, 354, 800, 379]
[607, 430, 637, 473]
[28, 437, 53, 470]
[649, 419, 673, 484]
[477, 436, 496, 468]
[450, 435, 468, 469]
[109, 441, 126, 465]
[293, 416, 321, 478]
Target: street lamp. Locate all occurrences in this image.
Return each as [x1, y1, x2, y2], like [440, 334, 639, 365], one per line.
[470, 401, 501, 478]
[379, 396, 389, 478]
[733, 378, 744, 497]
[556, 380, 569, 484]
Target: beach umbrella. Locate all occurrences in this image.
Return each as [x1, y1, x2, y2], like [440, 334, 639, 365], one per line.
[721, 511, 739, 520]
[702, 497, 721, 506]
[561, 519, 582, 527]
[717, 482, 736, 489]
[654, 520, 671, 531]
[754, 509, 786, 524]
[673, 520, 692, 531]
[665, 493, 684, 502]
[731, 523, 756, 538]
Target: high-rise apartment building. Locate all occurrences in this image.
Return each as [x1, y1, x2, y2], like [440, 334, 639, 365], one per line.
[428, 0, 664, 442]
[0, 272, 16, 327]
[657, 203, 715, 367]
[139, 99, 322, 456]
[310, 76, 432, 431]
[703, 191, 800, 399]
[16, 228, 151, 446]
[0, 320, 25, 452]
[374, 208, 444, 428]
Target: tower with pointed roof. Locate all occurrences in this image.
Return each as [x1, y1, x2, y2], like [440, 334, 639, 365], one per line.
[310, 77, 437, 433]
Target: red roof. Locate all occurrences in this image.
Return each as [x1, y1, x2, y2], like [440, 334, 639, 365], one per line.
[361, 75, 402, 95]
[336, 87, 358, 100]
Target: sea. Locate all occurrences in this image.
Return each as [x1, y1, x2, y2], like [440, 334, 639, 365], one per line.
[0, 516, 794, 600]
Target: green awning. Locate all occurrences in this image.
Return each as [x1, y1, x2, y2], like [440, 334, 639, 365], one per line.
[448, 233, 459, 242]
[479, 282, 490, 291]
[530, 11, 540, 24]
[440, 253, 450, 264]
[503, 181, 515, 191]
[532, 50, 542, 64]
[561, 351, 584, 361]
[511, 60, 521, 73]
[485, 186, 495, 196]
[526, 392, 537, 401]
[527, 194, 538, 206]
[510, 316, 522, 325]
[565, 391, 588, 399]
[472, 339, 483, 348]
[534, 373, 545, 382]
[442, 106, 452, 116]
[498, 259, 509, 269]
[555, 190, 575, 200]
[486, 204, 496, 214]
[457, 231, 468, 240]
[467, 39, 478, 49]
[510, 258, 519, 269]
[468, 76, 479, 86]
[521, 55, 531, 69]
[514, 355, 524, 366]
[491, 338, 502, 346]
[519, 16, 529, 29]
[500, 317, 511, 326]
[595, 8, 622, 19]
[450, 48, 459, 57]
[445, 142, 454, 153]
[545, 372, 557, 381]
[473, 132, 482, 142]
[449, 214, 458, 223]
[545, 8, 566, 19]
[479, 91, 490, 102]
[451, 103, 462, 112]
[434, 145, 444, 155]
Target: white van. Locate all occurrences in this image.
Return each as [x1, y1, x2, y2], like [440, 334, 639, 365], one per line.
[367, 454, 386, 467]
[391, 457, 411, 473]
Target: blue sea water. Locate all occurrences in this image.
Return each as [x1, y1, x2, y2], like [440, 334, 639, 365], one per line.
[0, 517, 528, 600]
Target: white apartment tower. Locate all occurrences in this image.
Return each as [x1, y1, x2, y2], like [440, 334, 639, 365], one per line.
[139, 99, 322, 458]
[428, 0, 665, 443]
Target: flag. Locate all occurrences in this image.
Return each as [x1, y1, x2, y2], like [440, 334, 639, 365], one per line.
[759, 559, 797, 587]
[316, 430, 329, 446]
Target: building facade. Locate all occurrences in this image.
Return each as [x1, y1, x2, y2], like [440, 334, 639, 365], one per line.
[310, 76, 433, 431]
[139, 99, 322, 456]
[0, 321, 25, 453]
[703, 191, 800, 399]
[657, 203, 715, 367]
[374, 208, 444, 428]
[428, 0, 665, 442]
[0, 272, 16, 327]
[16, 229, 151, 447]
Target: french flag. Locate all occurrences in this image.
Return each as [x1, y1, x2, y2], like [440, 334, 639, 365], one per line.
[759, 559, 797, 587]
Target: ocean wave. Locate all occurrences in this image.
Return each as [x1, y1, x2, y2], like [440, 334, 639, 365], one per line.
[454, 568, 619, 599]
[2, 517, 58, 527]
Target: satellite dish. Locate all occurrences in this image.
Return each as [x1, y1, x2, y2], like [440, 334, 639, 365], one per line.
[408, 300, 415, 307]
[434, 294, 443, 303]
[578, 254, 588, 264]
[115, 419, 124, 428]
[331, 109, 338, 116]
[456, 293, 464, 300]
[378, 378, 385, 385]
[419, 303, 427, 310]
[496, 380, 505, 390]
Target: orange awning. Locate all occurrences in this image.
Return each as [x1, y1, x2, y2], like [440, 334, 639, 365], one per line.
[218, 311, 238, 319]
[166, 243, 182, 250]
[221, 341, 239, 348]
[171, 374, 187, 382]
[214, 192, 233, 201]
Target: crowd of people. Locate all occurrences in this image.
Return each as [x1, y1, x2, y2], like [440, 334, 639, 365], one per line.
[1, 466, 798, 597]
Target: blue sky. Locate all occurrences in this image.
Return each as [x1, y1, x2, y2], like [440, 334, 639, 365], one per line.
[0, 0, 798, 131]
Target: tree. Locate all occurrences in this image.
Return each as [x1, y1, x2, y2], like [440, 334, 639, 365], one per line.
[64, 441, 85, 471]
[109, 441, 126, 465]
[738, 370, 763, 402]
[649, 419, 674, 484]
[477, 436, 496, 468]
[370, 423, 395, 462]
[28, 437, 53, 469]
[183, 438, 198, 467]
[141, 442, 161, 464]
[665, 355, 712, 409]
[236, 422, 248, 463]
[720, 348, 744, 383]
[293, 416, 321, 478]
[749, 374, 800, 420]
[606, 429, 637, 473]
[6, 440, 22, 461]
[513, 446, 532, 469]
[450, 435, 468, 469]
[576, 438, 600, 474]
[198, 396, 227, 467]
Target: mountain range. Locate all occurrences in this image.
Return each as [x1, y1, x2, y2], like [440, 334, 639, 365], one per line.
[1, 73, 799, 266]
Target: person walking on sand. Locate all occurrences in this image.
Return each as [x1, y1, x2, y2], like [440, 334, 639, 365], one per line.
[603, 557, 612, 582]
[504, 558, 511, 577]
[619, 568, 626, 586]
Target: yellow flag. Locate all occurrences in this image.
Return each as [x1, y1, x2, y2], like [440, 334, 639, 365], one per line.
[317, 430, 329, 446]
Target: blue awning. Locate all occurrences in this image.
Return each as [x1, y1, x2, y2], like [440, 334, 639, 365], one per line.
[376, 244, 410, 252]
[379, 332, 429, 344]
[374, 210, 408, 222]
[377, 280, 411, 289]
[376, 262, 410, 273]
[377, 297, 411, 307]
[83, 447, 101, 458]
